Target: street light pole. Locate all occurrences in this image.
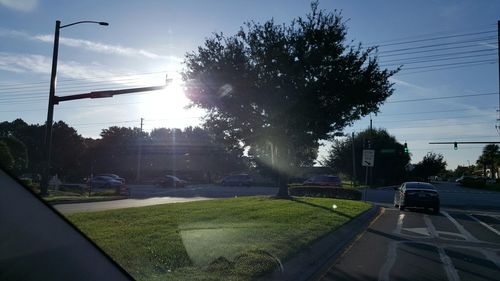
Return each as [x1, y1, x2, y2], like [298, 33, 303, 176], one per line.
[40, 20, 108, 196]
[40, 20, 61, 196]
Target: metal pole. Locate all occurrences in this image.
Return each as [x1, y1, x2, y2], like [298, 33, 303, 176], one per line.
[136, 118, 143, 183]
[497, 20, 500, 129]
[40, 20, 60, 196]
[351, 132, 356, 187]
[369, 117, 373, 187]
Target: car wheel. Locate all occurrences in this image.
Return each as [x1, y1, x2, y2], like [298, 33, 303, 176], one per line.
[399, 204, 405, 211]
[433, 206, 440, 214]
[394, 202, 398, 208]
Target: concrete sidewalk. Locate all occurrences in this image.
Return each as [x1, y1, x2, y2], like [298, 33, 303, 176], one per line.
[260, 205, 380, 281]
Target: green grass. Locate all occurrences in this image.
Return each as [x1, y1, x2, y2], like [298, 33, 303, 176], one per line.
[67, 196, 370, 281]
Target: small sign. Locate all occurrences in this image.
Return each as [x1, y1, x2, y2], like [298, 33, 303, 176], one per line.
[362, 149, 375, 167]
[380, 148, 396, 154]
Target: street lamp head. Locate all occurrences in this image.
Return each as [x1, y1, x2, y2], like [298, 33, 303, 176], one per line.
[98, 22, 109, 26]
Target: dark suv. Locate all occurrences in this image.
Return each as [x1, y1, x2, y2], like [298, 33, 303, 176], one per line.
[394, 182, 440, 214]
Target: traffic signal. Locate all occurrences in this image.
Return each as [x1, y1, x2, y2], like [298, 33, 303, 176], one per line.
[404, 142, 409, 154]
[454, 142, 458, 150]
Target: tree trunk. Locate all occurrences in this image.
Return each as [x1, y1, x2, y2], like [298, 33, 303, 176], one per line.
[276, 172, 290, 198]
[273, 140, 291, 199]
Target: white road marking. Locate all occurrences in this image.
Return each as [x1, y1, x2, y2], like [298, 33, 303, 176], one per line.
[379, 213, 405, 281]
[480, 250, 500, 270]
[437, 247, 461, 281]
[378, 242, 398, 281]
[395, 213, 405, 235]
[467, 214, 500, 237]
[436, 231, 466, 240]
[441, 211, 479, 242]
[424, 215, 461, 281]
[423, 215, 438, 238]
[402, 227, 430, 237]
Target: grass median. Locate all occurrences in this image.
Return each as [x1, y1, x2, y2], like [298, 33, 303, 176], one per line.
[67, 196, 370, 281]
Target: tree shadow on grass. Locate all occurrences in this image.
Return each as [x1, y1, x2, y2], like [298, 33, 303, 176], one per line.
[290, 197, 354, 219]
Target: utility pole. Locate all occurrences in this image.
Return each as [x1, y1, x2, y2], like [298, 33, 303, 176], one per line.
[497, 20, 500, 133]
[369, 116, 373, 187]
[351, 132, 356, 187]
[136, 118, 144, 183]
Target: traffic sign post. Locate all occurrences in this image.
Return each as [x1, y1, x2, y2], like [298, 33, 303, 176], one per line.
[362, 149, 375, 202]
[362, 149, 375, 167]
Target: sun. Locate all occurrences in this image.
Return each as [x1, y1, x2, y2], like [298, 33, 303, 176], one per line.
[138, 74, 203, 129]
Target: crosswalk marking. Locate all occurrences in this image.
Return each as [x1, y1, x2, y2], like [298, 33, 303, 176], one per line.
[467, 214, 500, 237]
[441, 211, 479, 242]
[424, 215, 461, 281]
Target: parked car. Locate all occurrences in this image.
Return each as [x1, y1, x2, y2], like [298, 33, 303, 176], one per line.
[394, 182, 440, 214]
[221, 174, 253, 186]
[157, 175, 187, 187]
[96, 174, 125, 184]
[87, 176, 123, 189]
[303, 175, 342, 187]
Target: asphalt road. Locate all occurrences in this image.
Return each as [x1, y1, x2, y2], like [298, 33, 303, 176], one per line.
[55, 181, 499, 214]
[320, 207, 500, 281]
[55, 184, 278, 214]
[363, 181, 500, 210]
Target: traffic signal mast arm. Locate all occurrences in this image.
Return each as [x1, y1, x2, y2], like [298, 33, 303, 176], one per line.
[54, 85, 166, 104]
[429, 141, 500, 150]
[54, 75, 172, 104]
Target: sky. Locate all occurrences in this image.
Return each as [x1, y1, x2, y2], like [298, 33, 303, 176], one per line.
[0, 0, 499, 169]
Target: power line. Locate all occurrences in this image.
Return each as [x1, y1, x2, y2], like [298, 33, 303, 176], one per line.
[378, 107, 496, 116]
[387, 92, 498, 103]
[378, 41, 497, 58]
[365, 24, 495, 45]
[375, 30, 496, 47]
[395, 61, 496, 76]
[380, 48, 496, 64]
[0, 70, 168, 87]
[376, 113, 496, 124]
[397, 59, 497, 71]
[389, 121, 493, 129]
[379, 36, 496, 54]
[381, 53, 497, 67]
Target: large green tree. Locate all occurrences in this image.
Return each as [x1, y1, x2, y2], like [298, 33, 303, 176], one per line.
[324, 129, 410, 185]
[183, 2, 398, 196]
[476, 144, 499, 178]
[412, 152, 447, 180]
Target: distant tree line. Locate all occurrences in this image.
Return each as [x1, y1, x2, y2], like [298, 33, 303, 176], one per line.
[0, 119, 248, 183]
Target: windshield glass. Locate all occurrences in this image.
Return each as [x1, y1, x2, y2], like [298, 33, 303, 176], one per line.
[1, 1, 499, 281]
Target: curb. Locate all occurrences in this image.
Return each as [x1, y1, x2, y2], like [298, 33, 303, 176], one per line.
[260, 205, 380, 281]
[49, 196, 128, 205]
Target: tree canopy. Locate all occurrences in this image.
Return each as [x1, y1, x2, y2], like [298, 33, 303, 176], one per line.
[476, 144, 499, 177]
[411, 152, 447, 180]
[183, 2, 398, 195]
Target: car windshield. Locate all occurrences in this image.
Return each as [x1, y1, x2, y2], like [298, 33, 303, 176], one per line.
[1, 1, 500, 281]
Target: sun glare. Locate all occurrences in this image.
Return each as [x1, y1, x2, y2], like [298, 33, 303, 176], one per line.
[138, 74, 203, 129]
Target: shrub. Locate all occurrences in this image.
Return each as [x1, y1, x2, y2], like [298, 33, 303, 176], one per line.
[289, 186, 361, 200]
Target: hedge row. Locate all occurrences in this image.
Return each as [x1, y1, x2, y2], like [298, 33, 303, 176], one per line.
[289, 186, 361, 200]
